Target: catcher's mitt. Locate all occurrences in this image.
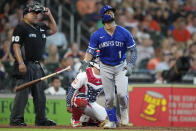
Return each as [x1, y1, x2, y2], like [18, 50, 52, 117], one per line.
[74, 93, 88, 108]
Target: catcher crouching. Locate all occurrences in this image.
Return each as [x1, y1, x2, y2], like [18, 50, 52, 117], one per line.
[66, 54, 107, 127]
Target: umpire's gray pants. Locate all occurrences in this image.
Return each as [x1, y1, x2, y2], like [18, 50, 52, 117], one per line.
[100, 61, 128, 110]
[10, 62, 47, 123]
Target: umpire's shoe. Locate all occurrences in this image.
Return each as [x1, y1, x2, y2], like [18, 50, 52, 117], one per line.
[10, 120, 27, 126]
[35, 119, 56, 126]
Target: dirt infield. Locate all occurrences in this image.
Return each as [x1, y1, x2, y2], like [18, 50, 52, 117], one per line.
[0, 124, 196, 131]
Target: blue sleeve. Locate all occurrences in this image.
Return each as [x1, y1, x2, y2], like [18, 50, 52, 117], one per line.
[66, 86, 76, 107]
[86, 32, 98, 55]
[124, 29, 137, 65]
[125, 30, 136, 50]
[129, 45, 137, 66]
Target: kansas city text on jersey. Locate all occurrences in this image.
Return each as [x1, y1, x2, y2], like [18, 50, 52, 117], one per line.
[99, 41, 124, 48]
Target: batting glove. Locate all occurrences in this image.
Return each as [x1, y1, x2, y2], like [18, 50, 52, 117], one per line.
[79, 60, 89, 72]
[124, 63, 134, 76]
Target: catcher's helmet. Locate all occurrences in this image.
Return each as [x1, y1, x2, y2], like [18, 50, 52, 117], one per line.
[100, 5, 116, 23]
[23, 1, 47, 16]
[90, 50, 100, 70]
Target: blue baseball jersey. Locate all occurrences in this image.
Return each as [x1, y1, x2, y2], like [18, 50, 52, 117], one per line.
[88, 25, 136, 66]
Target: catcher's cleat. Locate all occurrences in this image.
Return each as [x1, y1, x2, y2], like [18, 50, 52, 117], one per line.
[71, 120, 82, 127]
[103, 121, 116, 129]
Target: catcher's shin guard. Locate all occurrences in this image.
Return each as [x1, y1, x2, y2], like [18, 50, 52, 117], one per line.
[72, 106, 83, 121]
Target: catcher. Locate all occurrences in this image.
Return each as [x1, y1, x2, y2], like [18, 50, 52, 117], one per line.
[66, 53, 107, 127]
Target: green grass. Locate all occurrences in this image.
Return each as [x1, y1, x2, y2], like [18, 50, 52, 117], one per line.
[0, 128, 142, 131]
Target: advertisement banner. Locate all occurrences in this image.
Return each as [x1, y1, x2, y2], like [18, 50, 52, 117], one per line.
[171, 88, 196, 127]
[0, 98, 72, 125]
[129, 87, 170, 127]
[129, 86, 196, 127]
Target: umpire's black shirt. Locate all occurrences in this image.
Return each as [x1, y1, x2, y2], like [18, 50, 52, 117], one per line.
[11, 21, 49, 62]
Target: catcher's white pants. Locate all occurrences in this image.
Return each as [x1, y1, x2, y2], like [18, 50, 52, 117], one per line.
[83, 102, 107, 122]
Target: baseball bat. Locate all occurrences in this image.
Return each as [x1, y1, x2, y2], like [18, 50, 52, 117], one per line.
[14, 66, 71, 92]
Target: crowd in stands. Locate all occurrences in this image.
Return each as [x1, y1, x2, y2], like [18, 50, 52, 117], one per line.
[0, 0, 196, 93]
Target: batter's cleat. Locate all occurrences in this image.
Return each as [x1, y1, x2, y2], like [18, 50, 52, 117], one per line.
[99, 119, 109, 127]
[103, 121, 116, 129]
[120, 109, 129, 126]
[71, 120, 82, 127]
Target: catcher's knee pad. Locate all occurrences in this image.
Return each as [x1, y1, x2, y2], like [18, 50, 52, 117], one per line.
[73, 93, 88, 108]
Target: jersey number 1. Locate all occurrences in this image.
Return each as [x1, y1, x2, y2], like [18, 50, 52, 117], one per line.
[119, 51, 121, 58]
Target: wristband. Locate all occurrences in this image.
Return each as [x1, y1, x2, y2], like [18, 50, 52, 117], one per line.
[19, 62, 24, 65]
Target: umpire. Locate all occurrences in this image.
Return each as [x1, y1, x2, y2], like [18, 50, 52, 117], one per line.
[10, 1, 57, 126]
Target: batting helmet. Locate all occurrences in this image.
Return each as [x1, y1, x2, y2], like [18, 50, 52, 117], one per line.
[100, 5, 116, 23]
[23, 1, 47, 16]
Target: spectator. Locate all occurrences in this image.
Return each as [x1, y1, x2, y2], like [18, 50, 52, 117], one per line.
[168, 0, 180, 23]
[172, 17, 191, 43]
[56, 56, 77, 92]
[46, 29, 68, 50]
[188, 33, 196, 46]
[136, 36, 155, 67]
[0, 2, 11, 18]
[0, 61, 6, 90]
[8, 7, 23, 28]
[170, 43, 178, 55]
[45, 77, 66, 95]
[47, 44, 59, 63]
[190, 53, 196, 71]
[188, 43, 196, 58]
[185, 0, 196, 12]
[76, 0, 96, 16]
[142, 13, 161, 32]
[155, 50, 173, 73]
[186, 15, 196, 34]
[156, 38, 171, 54]
[173, 48, 184, 59]
[123, 7, 138, 28]
[0, 16, 8, 33]
[64, 42, 84, 71]
[0, 17, 9, 42]
[147, 50, 161, 70]
[84, 1, 102, 32]
[0, 39, 14, 62]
